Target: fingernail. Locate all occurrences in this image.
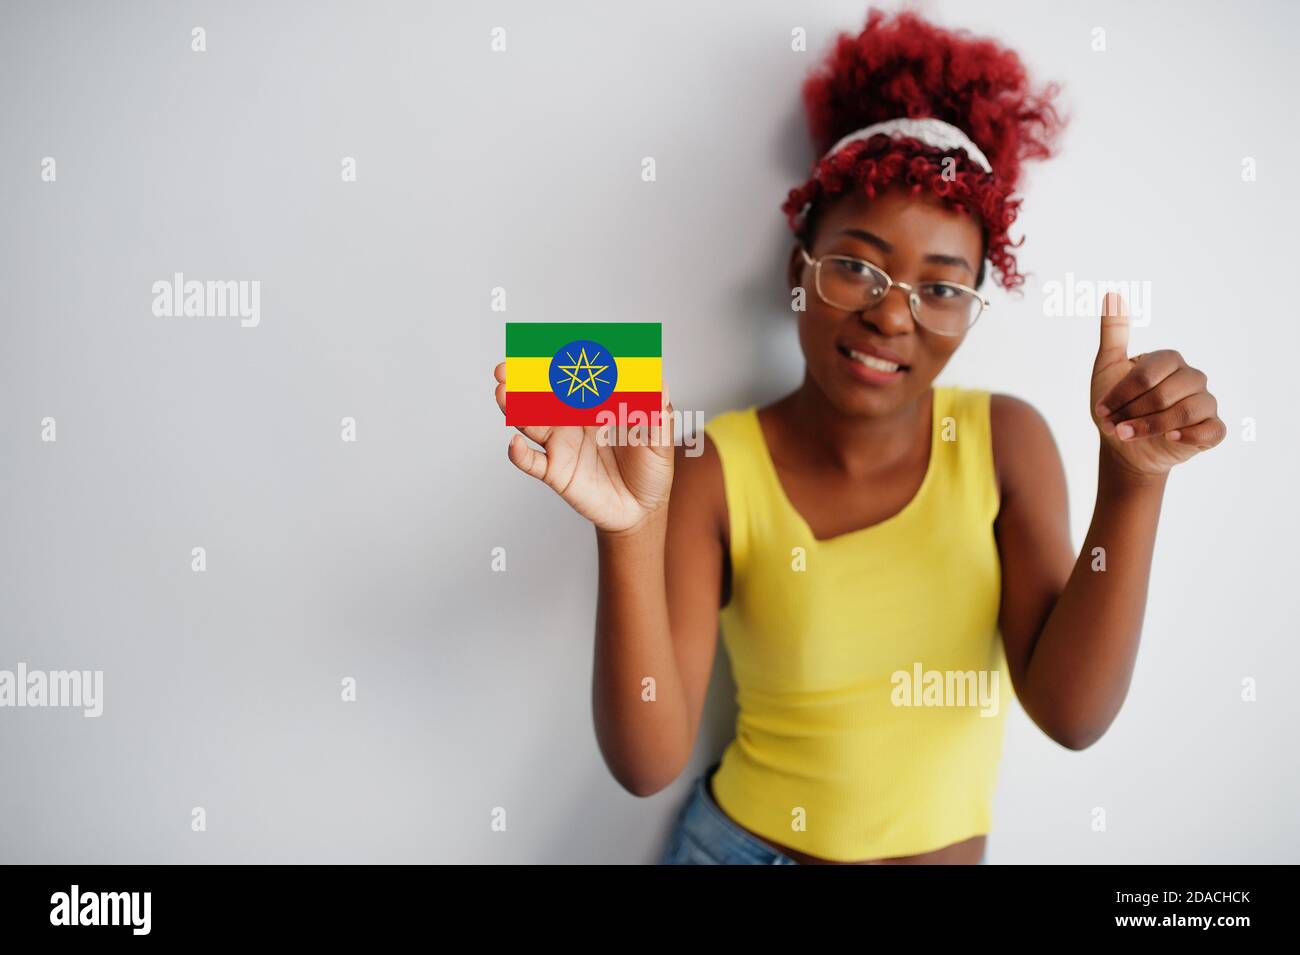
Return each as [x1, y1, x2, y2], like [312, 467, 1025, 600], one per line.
[1095, 403, 1110, 417]
[1168, 430, 1181, 441]
[1116, 423, 1134, 439]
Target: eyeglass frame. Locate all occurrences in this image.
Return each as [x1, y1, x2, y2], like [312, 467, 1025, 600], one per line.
[798, 245, 989, 336]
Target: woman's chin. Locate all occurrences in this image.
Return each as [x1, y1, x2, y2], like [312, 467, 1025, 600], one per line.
[815, 379, 904, 418]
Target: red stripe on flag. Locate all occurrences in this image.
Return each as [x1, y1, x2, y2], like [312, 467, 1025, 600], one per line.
[506, 392, 662, 427]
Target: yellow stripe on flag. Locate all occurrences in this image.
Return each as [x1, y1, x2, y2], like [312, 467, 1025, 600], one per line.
[505, 356, 661, 393]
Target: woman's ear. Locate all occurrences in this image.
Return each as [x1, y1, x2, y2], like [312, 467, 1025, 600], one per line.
[787, 242, 805, 292]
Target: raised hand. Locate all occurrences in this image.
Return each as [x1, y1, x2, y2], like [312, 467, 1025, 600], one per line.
[493, 362, 676, 533]
[1091, 292, 1226, 477]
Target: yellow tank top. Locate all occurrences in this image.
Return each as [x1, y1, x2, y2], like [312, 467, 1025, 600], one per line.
[705, 385, 1011, 862]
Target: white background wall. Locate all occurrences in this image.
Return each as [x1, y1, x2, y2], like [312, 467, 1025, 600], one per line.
[1, 0, 1296, 863]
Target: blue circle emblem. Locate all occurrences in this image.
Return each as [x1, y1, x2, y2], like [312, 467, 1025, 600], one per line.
[549, 339, 618, 408]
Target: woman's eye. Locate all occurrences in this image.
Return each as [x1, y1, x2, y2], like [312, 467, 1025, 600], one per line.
[922, 283, 959, 299]
[832, 258, 873, 277]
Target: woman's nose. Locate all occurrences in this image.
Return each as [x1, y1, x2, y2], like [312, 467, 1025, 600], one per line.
[858, 286, 914, 334]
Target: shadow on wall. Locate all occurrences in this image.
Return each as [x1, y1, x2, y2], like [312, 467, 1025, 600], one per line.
[726, 99, 815, 413]
[624, 99, 811, 863]
[531, 97, 811, 864]
[532, 635, 740, 864]
[637, 642, 741, 863]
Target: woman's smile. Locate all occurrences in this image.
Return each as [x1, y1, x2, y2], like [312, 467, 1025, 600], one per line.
[836, 339, 910, 384]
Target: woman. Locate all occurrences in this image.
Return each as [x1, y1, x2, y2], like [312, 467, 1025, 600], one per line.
[492, 9, 1223, 864]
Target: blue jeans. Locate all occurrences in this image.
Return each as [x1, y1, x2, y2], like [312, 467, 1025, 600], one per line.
[659, 764, 799, 864]
[658, 764, 989, 865]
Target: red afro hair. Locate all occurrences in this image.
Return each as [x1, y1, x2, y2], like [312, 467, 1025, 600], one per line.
[782, 8, 1067, 292]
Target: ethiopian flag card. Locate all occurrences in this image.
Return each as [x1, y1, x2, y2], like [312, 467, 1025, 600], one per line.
[505, 322, 662, 426]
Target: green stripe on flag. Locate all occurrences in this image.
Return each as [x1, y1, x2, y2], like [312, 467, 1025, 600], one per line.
[506, 322, 661, 357]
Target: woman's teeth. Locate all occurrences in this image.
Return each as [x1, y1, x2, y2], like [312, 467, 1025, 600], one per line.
[847, 348, 902, 373]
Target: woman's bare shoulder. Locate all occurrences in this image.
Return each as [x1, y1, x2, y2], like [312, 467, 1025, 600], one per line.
[989, 392, 1063, 500]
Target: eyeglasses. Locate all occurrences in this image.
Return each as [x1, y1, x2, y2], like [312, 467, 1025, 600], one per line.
[799, 245, 989, 337]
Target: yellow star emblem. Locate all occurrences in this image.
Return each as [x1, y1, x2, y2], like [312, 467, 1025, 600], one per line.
[554, 347, 611, 403]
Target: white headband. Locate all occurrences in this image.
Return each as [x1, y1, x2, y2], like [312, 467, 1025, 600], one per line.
[821, 117, 993, 172]
[799, 116, 993, 271]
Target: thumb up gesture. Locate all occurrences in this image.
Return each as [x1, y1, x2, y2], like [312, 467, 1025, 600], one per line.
[1091, 292, 1225, 478]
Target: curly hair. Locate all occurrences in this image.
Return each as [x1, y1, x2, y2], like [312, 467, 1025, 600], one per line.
[781, 8, 1067, 292]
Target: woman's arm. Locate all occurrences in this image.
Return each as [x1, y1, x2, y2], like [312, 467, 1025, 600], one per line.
[993, 396, 1168, 749]
[993, 293, 1224, 750]
[493, 364, 726, 795]
[592, 439, 728, 795]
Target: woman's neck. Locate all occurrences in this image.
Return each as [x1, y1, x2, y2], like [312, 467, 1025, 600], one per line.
[769, 374, 932, 478]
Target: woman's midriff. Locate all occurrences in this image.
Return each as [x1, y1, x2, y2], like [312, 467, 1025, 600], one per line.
[707, 773, 986, 865]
